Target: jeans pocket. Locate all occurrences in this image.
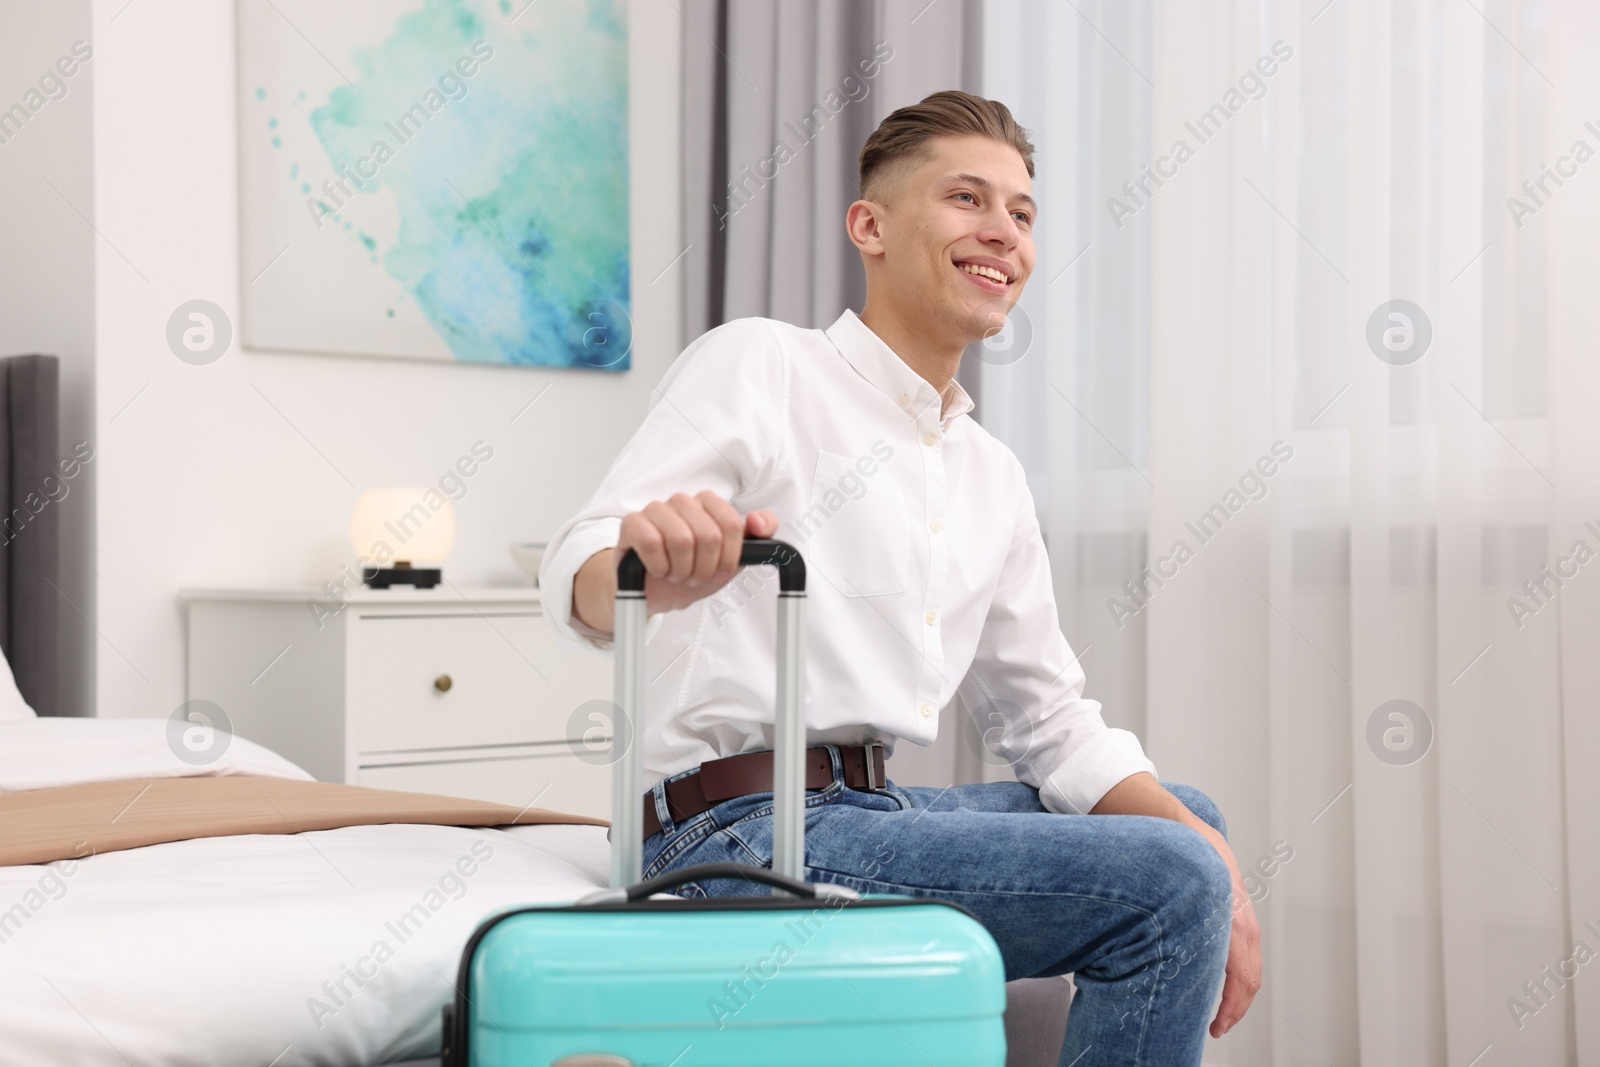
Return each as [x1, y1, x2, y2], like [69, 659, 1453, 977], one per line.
[641, 810, 718, 880]
[644, 782, 857, 893]
[645, 819, 771, 889]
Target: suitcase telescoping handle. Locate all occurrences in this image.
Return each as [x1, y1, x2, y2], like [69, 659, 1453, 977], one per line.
[609, 538, 807, 890]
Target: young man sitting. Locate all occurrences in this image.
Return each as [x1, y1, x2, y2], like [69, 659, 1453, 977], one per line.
[541, 89, 1260, 1066]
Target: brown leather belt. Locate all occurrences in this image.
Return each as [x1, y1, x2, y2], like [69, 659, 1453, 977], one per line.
[641, 743, 886, 841]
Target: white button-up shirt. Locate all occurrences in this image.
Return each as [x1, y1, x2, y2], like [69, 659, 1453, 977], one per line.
[540, 308, 1156, 814]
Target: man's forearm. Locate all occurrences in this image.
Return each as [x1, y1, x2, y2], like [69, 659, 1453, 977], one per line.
[1090, 771, 1197, 824]
[572, 548, 617, 635]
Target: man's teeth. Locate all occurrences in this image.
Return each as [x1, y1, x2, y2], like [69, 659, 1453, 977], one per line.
[958, 263, 1008, 284]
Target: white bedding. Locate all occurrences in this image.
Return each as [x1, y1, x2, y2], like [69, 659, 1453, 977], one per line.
[0, 717, 316, 792]
[0, 719, 612, 1067]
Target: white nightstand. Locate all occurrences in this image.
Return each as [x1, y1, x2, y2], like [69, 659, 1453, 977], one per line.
[179, 585, 613, 819]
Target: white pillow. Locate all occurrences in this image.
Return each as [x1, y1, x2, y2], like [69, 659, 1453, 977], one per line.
[0, 717, 316, 793]
[0, 646, 37, 720]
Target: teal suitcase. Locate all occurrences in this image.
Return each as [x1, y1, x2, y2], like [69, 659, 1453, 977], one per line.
[441, 540, 1007, 1067]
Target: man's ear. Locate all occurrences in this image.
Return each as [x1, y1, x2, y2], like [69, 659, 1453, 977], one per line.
[845, 199, 888, 258]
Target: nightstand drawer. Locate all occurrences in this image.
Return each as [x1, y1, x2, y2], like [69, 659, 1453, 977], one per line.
[359, 749, 611, 819]
[349, 612, 588, 754]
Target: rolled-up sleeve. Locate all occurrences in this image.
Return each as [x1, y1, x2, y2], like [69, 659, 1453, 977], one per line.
[955, 467, 1156, 815]
[539, 318, 790, 652]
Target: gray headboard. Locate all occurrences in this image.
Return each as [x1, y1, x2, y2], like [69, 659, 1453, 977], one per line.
[1, 355, 60, 717]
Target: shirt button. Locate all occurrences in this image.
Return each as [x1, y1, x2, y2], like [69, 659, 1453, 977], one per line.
[928, 520, 942, 534]
[922, 431, 939, 447]
[899, 393, 911, 406]
[920, 703, 935, 718]
[924, 611, 938, 626]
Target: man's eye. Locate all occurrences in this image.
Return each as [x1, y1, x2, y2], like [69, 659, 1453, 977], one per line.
[954, 192, 975, 203]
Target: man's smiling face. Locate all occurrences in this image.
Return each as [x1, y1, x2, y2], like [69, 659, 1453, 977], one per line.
[861, 133, 1037, 347]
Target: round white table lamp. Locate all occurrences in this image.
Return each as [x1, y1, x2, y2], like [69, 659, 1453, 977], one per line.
[350, 487, 457, 588]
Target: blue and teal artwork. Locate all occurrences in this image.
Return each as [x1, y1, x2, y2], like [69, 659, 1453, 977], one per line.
[238, 0, 630, 370]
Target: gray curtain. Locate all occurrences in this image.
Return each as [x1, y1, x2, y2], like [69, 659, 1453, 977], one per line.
[681, 0, 985, 399]
[0, 354, 60, 717]
[680, 0, 989, 789]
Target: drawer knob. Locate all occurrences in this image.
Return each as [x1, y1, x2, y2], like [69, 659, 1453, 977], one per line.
[434, 674, 453, 693]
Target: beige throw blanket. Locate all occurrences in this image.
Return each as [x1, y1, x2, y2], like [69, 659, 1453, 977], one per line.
[0, 775, 608, 867]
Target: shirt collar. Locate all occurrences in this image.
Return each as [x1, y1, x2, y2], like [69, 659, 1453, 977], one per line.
[824, 308, 975, 430]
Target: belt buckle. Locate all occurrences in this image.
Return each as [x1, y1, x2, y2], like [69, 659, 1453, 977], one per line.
[861, 742, 884, 790]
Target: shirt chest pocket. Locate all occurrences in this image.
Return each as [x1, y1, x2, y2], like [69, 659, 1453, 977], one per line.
[798, 450, 910, 598]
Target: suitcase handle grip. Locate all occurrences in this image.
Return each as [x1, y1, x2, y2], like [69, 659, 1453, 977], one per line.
[615, 537, 806, 593]
[617, 862, 820, 902]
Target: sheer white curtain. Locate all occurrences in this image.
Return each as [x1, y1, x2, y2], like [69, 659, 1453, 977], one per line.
[983, 1, 1600, 1063]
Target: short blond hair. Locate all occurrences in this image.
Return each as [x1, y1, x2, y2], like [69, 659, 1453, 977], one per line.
[858, 90, 1035, 203]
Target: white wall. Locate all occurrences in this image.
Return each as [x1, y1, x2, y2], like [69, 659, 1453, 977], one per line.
[86, 0, 683, 718]
[0, 0, 97, 717]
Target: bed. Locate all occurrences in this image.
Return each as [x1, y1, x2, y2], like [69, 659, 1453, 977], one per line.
[0, 353, 1071, 1067]
[0, 717, 613, 1066]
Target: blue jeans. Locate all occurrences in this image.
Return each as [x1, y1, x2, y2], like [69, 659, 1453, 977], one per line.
[640, 745, 1233, 1067]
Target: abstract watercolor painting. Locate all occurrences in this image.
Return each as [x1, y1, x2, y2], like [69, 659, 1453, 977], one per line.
[238, 0, 630, 369]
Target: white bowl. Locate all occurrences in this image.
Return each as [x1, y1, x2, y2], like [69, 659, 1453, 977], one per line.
[509, 542, 547, 586]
